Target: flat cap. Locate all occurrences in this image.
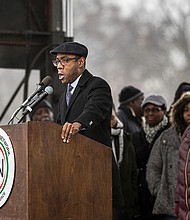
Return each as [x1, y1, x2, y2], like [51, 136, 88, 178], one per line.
[141, 94, 167, 109]
[50, 42, 88, 58]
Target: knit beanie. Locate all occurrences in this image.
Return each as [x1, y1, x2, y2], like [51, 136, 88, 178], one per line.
[119, 86, 143, 104]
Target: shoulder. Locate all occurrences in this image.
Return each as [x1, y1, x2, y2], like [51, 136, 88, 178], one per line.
[154, 126, 179, 150]
[117, 107, 130, 119]
[117, 109, 125, 118]
[80, 70, 110, 87]
[181, 125, 190, 140]
[158, 126, 176, 138]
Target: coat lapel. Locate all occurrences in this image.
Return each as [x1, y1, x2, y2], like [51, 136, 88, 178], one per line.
[65, 69, 92, 113]
[61, 70, 93, 123]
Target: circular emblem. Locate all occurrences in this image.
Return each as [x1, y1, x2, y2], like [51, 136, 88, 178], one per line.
[0, 128, 15, 207]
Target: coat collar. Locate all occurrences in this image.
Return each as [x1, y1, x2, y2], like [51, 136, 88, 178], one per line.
[65, 69, 93, 112]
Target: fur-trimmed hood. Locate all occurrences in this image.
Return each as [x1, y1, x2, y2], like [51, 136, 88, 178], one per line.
[170, 91, 190, 135]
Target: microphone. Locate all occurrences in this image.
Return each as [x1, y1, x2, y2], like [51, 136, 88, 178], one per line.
[21, 76, 52, 107]
[8, 77, 53, 125]
[22, 86, 54, 117]
[39, 76, 52, 86]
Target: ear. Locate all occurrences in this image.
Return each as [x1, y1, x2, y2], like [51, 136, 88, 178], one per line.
[78, 57, 85, 67]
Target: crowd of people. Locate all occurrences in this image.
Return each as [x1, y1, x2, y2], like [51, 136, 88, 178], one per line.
[30, 41, 190, 220]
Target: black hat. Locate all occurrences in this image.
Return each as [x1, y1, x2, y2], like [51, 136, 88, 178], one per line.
[173, 82, 190, 103]
[50, 42, 88, 58]
[119, 86, 143, 103]
[141, 94, 167, 109]
[29, 100, 53, 120]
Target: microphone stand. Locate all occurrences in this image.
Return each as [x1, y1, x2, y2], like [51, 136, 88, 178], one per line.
[8, 106, 23, 125]
[7, 85, 41, 125]
[17, 114, 27, 124]
[7, 76, 52, 125]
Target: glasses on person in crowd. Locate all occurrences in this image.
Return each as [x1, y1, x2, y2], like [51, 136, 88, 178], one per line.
[52, 57, 78, 66]
[143, 107, 162, 114]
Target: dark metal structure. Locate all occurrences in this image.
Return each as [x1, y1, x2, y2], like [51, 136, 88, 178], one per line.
[0, 0, 73, 122]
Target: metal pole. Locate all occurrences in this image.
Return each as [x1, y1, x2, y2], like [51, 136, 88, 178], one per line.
[65, 0, 73, 38]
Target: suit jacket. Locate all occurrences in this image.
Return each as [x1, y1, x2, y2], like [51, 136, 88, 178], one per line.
[57, 69, 112, 147]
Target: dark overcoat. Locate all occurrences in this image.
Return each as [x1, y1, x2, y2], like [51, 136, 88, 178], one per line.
[57, 69, 123, 207]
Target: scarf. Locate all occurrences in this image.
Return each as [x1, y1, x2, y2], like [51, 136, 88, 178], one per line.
[143, 115, 168, 144]
[111, 117, 124, 166]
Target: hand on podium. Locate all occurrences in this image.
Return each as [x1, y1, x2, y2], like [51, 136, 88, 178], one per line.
[61, 122, 82, 143]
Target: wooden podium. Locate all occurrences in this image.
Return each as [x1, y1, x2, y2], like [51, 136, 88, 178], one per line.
[0, 121, 112, 220]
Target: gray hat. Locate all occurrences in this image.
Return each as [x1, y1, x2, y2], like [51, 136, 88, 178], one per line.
[141, 94, 167, 109]
[50, 42, 88, 58]
[29, 100, 53, 120]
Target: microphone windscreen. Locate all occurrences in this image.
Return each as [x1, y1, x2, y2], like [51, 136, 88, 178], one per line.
[45, 86, 54, 95]
[39, 76, 52, 86]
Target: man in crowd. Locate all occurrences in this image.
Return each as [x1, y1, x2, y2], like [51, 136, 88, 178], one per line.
[29, 99, 54, 122]
[117, 86, 144, 134]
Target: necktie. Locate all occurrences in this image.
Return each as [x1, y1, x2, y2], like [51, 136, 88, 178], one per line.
[66, 84, 73, 106]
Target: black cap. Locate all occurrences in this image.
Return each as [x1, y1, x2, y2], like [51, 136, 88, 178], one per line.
[50, 42, 88, 58]
[173, 82, 190, 103]
[119, 86, 143, 103]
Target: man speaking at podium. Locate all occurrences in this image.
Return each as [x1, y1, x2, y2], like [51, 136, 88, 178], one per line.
[50, 41, 123, 218]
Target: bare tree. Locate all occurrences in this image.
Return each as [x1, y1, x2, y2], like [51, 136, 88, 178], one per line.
[74, 0, 190, 105]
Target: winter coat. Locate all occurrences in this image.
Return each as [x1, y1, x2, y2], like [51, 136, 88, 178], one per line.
[146, 126, 180, 216]
[112, 128, 139, 219]
[57, 69, 123, 208]
[177, 125, 190, 220]
[117, 105, 142, 134]
[132, 123, 170, 219]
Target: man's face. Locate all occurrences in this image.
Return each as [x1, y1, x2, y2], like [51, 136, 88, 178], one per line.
[32, 107, 54, 122]
[131, 95, 144, 118]
[55, 53, 84, 84]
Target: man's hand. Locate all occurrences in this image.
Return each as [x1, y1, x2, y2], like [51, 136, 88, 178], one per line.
[61, 122, 82, 143]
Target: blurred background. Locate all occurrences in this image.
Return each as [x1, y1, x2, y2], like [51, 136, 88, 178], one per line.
[0, 0, 189, 124]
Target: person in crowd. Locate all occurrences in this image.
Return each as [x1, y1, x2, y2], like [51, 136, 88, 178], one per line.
[117, 86, 144, 134]
[174, 92, 190, 219]
[111, 104, 139, 220]
[176, 126, 190, 220]
[146, 91, 190, 220]
[132, 94, 170, 220]
[50, 41, 123, 218]
[168, 82, 190, 116]
[173, 82, 190, 104]
[29, 99, 54, 122]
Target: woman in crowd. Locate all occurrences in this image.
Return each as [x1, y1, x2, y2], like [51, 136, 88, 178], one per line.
[175, 92, 190, 220]
[146, 91, 190, 220]
[132, 94, 170, 220]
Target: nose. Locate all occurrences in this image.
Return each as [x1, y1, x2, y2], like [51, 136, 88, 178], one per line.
[57, 61, 64, 68]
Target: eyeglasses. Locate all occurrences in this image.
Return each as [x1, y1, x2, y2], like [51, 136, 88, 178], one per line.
[52, 57, 78, 66]
[143, 107, 162, 114]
